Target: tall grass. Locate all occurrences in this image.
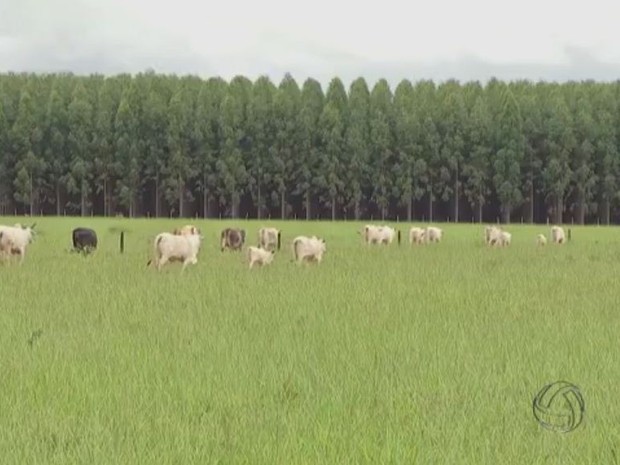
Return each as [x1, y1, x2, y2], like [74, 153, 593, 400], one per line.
[0, 217, 619, 464]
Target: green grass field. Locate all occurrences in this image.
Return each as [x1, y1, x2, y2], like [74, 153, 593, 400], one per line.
[1, 216, 619, 464]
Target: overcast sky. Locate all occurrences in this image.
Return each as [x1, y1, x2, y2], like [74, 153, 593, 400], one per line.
[1, 0, 620, 89]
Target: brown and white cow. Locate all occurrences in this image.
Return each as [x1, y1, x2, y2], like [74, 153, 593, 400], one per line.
[221, 228, 246, 251]
[258, 227, 281, 252]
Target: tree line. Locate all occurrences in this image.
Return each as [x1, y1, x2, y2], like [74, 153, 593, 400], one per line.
[1, 71, 619, 224]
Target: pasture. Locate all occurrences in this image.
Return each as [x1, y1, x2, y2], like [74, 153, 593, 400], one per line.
[1, 217, 619, 464]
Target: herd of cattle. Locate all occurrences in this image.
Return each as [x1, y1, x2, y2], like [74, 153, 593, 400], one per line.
[0, 221, 570, 270]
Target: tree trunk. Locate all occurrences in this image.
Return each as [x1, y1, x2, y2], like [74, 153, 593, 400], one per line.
[354, 199, 360, 220]
[576, 188, 585, 225]
[502, 205, 511, 224]
[454, 168, 459, 223]
[257, 182, 261, 220]
[555, 195, 563, 224]
[232, 193, 239, 219]
[203, 172, 207, 219]
[331, 196, 336, 221]
[407, 196, 413, 221]
[280, 190, 285, 219]
[178, 176, 183, 218]
[81, 181, 86, 217]
[528, 179, 534, 223]
[429, 195, 433, 222]
[155, 172, 160, 218]
[305, 191, 311, 220]
[29, 174, 34, 216]
[103, 178, 108, 217]
[603, 198, 610, 225]
[56, 183, 61, 216]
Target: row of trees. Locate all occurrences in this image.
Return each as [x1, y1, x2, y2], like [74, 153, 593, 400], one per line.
[1, 71, 620, 224]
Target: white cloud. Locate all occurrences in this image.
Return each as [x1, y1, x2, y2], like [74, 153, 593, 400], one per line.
[1, 0, 620, 87]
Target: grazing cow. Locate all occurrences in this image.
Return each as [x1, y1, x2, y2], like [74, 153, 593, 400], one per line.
[0, 223, 36, 264]
[146, 230, 203, 271]
[409, 227, 426, 245]
[487, 226, 510, 247]
[247, 246, 275, 269]
[72, 227, 98, 253]
[173, 224, 200, 236]
[424, 226, 443, 243]
[362, 225, 401, 245]
[499, 231, 512, 246]
[220, 228, 246, 251]
[551, 226, 566, 244]
[292, 235, 327, 264]
[536, 234, 547, 246]
[258, 227, 281, 252]
[484, 225, 501, 245]
[486, 226, 503, 246]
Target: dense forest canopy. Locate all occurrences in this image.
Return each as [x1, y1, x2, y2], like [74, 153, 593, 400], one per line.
[1, 70, 619, 224]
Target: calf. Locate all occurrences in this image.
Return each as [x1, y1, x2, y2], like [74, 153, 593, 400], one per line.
[247, 246, 275, 269]
[536, 234, 547, 246]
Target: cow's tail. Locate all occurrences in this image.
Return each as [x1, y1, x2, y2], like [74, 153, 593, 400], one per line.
[277, 231, 281, 251]
[568, 228, 572, 242]
[363, 226, 369, 244]
[397, 230, 401, 245]
[147, 235, 163, 267]
[291, 238, 300, 262]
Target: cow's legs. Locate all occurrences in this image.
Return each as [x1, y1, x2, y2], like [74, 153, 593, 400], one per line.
[157, 255, 168, 271]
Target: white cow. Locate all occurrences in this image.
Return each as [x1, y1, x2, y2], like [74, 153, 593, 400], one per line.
[147, 231, 203, 271]
[173, 224, 200, 236]
[292, 235, 327, 264]
[362, 225, 401, 245]
[258, 227, 281, 252]
[487, 226, 511, 247]
[551, 226, 566, 244]
[409, 227, 426, 245]
[536, 234, 547, 246]
[0, 223, 36, 264]
[486, 226, 503, 246]
[424, 226, 443, 243]
[484, 225, 501, 245]
[247, 246, 275, 269]
[499, 231, 512, 246]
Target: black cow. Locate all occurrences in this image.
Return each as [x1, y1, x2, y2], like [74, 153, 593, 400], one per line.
[72, 227, 98, 254]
